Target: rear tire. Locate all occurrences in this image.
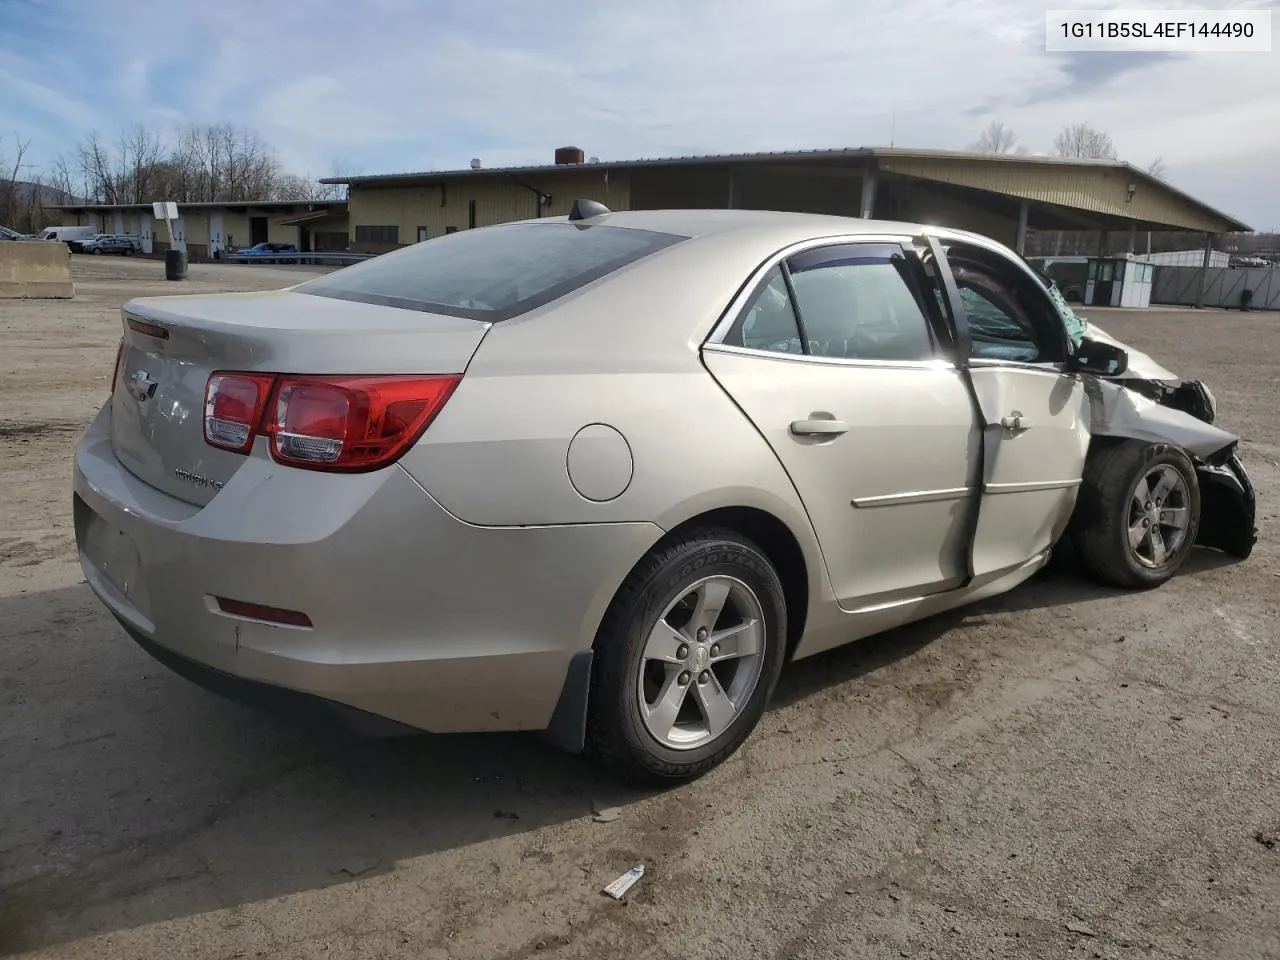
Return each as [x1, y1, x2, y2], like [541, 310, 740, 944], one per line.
[586, 528, 787, 785]
[1070, 440, 1200, 589]
[91, 248, 102, 255]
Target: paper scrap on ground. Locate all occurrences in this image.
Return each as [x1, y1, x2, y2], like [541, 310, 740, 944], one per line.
[603, 865, 644, 900]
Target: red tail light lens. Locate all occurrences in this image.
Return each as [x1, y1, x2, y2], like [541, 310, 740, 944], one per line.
[201, 372, 460, 471]
[204, 373, 275, 453]
[265, 375, 460, 471]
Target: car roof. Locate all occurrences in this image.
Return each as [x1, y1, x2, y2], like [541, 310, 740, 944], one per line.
[550, 207, 988, 244]
[499, 208, 1005, 262]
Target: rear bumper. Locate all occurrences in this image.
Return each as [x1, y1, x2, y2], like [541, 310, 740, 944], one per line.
[122, 622, 422, 737]
[73, 404, 660, 734]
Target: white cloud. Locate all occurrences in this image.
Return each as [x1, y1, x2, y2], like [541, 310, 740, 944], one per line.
[119, 58, 147, 100]
[0, 51, 96, 130]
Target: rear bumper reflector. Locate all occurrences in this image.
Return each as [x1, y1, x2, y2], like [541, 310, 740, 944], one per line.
[215, 597, 314, 628]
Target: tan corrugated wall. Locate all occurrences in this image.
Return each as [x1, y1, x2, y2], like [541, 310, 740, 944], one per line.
[349, 169, 631, 245]
[877, 157, 1231, 233]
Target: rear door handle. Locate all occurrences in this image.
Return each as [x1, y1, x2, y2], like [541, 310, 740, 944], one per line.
[1000, 412, 1031, 431]
[790, 417, 849, 437]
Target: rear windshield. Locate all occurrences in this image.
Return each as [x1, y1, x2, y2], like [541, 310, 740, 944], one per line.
[295, 221, 686, 321]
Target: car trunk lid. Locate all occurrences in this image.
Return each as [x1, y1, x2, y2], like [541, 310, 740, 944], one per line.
[110, 289, 490, 507]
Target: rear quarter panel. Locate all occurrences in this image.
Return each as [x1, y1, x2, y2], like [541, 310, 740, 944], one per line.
[395, 229, 837, 607]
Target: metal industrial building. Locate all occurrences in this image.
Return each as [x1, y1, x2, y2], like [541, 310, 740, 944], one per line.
[324, 147, 1249, 256]
[51, 200, 349, 259]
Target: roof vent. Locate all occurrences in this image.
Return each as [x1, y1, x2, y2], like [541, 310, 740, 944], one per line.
[470, 158, 482, 169]
[555, 146, 586, 165]
[568, 198, 610, 221]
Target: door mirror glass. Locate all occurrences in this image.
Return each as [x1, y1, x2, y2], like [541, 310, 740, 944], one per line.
[1070, 336, 1128, 376]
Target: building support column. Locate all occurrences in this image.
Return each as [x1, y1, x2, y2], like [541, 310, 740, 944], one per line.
[1098, 230, 1110, 257]
[1193, 232, 1215, 308]
[1127, 224, 1138, 253]
[1015, 200, 1029, 255]
[727, 168, 741, 209]
[859, 169, 878, 219]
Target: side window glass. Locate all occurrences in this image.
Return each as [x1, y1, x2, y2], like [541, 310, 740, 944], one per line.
[952, 264, 1042, 363]
[787, 254, 935, 361]
[723, 266, 804, 355]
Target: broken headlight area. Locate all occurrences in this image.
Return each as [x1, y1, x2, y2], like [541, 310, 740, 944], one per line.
[1120, 378, 1217, 424]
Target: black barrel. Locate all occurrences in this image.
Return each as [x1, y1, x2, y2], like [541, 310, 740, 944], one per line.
[164, 249, 188, 281]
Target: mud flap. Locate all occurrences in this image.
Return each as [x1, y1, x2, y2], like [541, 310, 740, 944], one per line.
[541, 650, 594, 754]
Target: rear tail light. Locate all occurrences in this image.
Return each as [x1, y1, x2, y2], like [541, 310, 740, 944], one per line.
[204, 373, 275, 453]
[202, 372, 460, 471]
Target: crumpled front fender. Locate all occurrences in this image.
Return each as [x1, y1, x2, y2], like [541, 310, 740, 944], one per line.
[1081, 376, 1238, 459]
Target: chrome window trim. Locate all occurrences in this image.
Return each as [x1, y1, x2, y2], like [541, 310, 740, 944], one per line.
[702, 341, 957, 372]
[705, 233, 919, 346]
[968, 357, 1070, 376]
[704, 226, 1076, 370]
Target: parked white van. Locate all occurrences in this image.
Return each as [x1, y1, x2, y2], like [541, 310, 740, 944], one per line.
[37, 225, 98, 244]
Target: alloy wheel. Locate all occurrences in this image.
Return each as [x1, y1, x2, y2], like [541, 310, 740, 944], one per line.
[1127, 464, 1191, 568]
[636, 575, 767, 750]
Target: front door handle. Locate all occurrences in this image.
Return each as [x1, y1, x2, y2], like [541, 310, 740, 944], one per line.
[790, 417, 849, 437]
[1000, 412, 1031, 431]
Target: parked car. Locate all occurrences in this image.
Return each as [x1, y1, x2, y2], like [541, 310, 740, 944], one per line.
[78, 234, 138, 256]
[1, 225, 36, 241]
[74, 203, 1257, 784]
[37, 225, 98, 245]
[234, 241, 298, 263]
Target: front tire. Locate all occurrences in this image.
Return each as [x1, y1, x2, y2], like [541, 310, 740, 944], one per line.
[1070, 440, 1200, 589]
[586, 528, 787, 785]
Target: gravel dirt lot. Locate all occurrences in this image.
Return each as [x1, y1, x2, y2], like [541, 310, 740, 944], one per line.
[2, 257, 1278, 960]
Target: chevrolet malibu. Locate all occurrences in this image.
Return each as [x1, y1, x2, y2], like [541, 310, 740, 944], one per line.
[74, 203, 1257, 783]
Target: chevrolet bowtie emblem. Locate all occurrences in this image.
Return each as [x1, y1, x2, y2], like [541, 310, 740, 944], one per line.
[127, 369, 158, 402]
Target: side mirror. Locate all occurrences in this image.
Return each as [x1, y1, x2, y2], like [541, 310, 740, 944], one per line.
[1070, 336, 1128, 377]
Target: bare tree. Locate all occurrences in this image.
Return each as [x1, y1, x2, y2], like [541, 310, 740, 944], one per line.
[118, 123, 166, 203]
[1145, 156, 1168, 180]
[968, 120, 1021, 155]
[1052, 122, 1117, 159]
[273, 172, 341, 202]
[47, 154, 80, 204]
[1, 133, 32, 228]
[78, 131, 121, 203]
[42, 121, 335, 212]
[325, 158, 360, 201]
[20, 173, 46, 233]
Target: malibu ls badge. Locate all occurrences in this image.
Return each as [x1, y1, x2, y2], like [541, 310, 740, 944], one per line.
[127, 369, 158, 402]
[174, 468, 224, 490]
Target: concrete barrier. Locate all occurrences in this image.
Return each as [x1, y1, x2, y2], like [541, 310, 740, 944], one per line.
[0, 240, 74, 299]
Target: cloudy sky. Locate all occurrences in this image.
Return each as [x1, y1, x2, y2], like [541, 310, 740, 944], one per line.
[1, 0, 1276, 227]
